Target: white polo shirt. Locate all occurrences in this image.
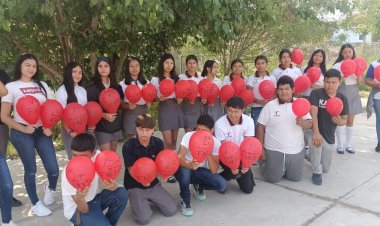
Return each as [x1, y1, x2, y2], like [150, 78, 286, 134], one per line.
[247, 74, 277, 107]
[257, 98, 311, 154]
[55, 84, 87, 107]
[61, 151, 100, 220]
[215, 114, 255, 145]
[333, 62, 357, 85]
[180, 131, 221, 168]
[119, 79, 146, 105]
[271, 66, 302, 81]
[222, 75, 248, 86]
[150, 77, 176, 99]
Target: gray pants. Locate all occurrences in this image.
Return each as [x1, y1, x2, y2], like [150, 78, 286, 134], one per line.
[0, 124, 9, 157]
[262, 148, 304, 183]
[310, 137, 334, 174]
[128, 183, 177, 225]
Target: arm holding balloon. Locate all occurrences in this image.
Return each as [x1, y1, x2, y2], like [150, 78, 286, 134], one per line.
[1, 102, 36, 134]
[101, 179, 118, 191]
[128, 166, 150, 187]
[178, 145, 200, 170]
[295, 118, 312, 129]
[207, 155, 220, 174]
[332, 115, 347, 126]
[103, 112, 116, 122]
[72, 188, 89, 213]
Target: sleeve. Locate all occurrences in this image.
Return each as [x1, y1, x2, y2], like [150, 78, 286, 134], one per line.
[180, 132, 191, 149]
[245, 117, 255, 136]
[222, 76, 229, 86]
[214, 120, 226, 142]
[366, 64, 375, 79]
[55, 86, 68, 107]
[150, 77, 161, 96]
[122, 141, 136, 168]
[61, 166, 76, 196]
[302, 112, 312, 120]
[212, 138, 221, 156]
[247, 76, 253, 88]
[257, 103, 270, 126]
[308, 89, 319, 107]
[1, 83, 14, 103]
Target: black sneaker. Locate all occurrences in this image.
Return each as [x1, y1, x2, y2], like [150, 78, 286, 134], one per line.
[312, 173, 322, 185]
[13, 197, 22, 207]
[167, 176, 177, 183]
[376, 145, 380, 153]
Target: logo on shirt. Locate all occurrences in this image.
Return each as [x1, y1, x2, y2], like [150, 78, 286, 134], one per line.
[273, 111, 280, 117]
[319, 99, 327, 108]
[20, 87, 42, 95]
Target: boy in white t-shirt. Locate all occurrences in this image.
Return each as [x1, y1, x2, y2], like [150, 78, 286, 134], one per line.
[176, 114, 228, 217]
[214, 96, 256, 194]
[61, 134, 128, 226]
[257, 76, 312, 183]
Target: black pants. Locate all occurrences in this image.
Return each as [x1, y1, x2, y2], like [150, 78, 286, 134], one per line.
[219, 163, 255, 194]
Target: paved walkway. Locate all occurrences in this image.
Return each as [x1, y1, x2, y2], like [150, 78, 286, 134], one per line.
[7, 111, 380, 226]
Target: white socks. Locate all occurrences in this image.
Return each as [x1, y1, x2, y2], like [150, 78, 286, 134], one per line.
[346, 126, 353, 148]
[336, 125, 354, 148]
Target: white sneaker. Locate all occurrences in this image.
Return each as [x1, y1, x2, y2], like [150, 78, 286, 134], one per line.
[2, 220, 19, 226]
[31, 201, 52, 216]
[43, 183, 55, 206]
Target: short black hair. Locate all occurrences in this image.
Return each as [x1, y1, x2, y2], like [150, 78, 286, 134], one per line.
[135, 113, 156, 129]
[226, 96, 245, 109]
[277, 76, 294, 89]
[324, 69, 341, 80]
[197, 114, 214, 130]
[71, 133, 96, 152]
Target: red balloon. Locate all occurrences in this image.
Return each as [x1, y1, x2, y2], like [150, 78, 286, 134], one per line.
[306, 67, 321, 84]
[238, 89, 254, 106]
[175, 80, 190, 99]
[375, 66, 380, 82]
[159, 79, 175, 97]
[259, 80, 275, 100]
[341, 59, 357, 77]
[41, 99, 63, 129]
[94, 150, 122, 182]
[189, 130, 215, 163]
[291, 49, 304, 65]
[141, 83, 157, 103]
[219, 85, 235, 103]
[64, 103, 88, 133]
[66, 156, 95, 190]
[231, 77, 245, 96]
[354, 57, 368, 77]
[125, 84, 142, 104]
[240, 137, 263, 168]
[155, 149, 180, 180]
[99, 88, 121, 114]
[132, 157, 157, 185]
[292, 98, 311, 118]
[85, 101, 103, 127]
[207, 83, 219, 105]
[187, 80, 198, 102]
[219, 141, 241, 170]
[294, 76, 311, 95]
[326, 97, 343, 116]
[16, 95, 41, 125]
[198, 79, 213, 100]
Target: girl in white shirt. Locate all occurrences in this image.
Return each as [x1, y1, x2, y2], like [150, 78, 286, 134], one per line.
[1, 54, 58, 217]
[333, 44, 362, 154]
[56, 62, 88, 159]
[222, 59, 248, 86]
[271, 48, 303, 81]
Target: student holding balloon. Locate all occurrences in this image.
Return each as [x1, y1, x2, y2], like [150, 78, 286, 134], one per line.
[256, 76, 312, 183]
[56, 62, 89, 159]
[118, 57, 149, 139]
[201, 60, 224, 122]
[86, 57, 122, 151]
[179, 55, 206, 132]
[271, 49, 303, 81]
[222, 59, 247, 86]
[1, 54, 59, 216]
[308, 69, 348, 185]
[214, 96, 256, 193]
[365, 58, 380, 152]
[247, 55, 277, 125]
[332, 44, 363, 154]
[61, 133, 128, 226]
[176, 114, 227, 217]
[122, 114, 177, 225]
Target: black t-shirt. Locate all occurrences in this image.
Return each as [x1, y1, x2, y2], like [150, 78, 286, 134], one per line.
[0, 69, 10, 125]
[309, 88, 349, 144]
[122, 136, 164, 189]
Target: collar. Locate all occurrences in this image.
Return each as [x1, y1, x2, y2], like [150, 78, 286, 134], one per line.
[227, 115, 243, 126]
[278, 97, 294, 105]
[186, 71, 198, 78]
[136, 136, 154, 148]
[279, 64, 293, 70]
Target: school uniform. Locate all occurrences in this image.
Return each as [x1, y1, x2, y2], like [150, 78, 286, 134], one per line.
[206, 76, 224, 122]
[257, 98, 312, 183]
[151, 77, 185, 131]
[222, 74, 248, 86]
[178, 74, 205, 129]
[118, 80, 148, 135]
[271, 66, 303, 81]
[214, 114, 256, 193]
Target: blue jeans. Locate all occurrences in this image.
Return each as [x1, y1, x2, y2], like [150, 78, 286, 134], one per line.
[10, 127, 59, 205]
[70, 187, 128, 226]
[374, 99, 380, 145]
[251, 107, 263, 126]
[0, 155, 13, 224]
[176, 167, 227, 205]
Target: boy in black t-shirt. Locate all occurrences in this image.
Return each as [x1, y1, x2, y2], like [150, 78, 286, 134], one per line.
[122, 114, 177, 225]
[309, 69, 349, 185]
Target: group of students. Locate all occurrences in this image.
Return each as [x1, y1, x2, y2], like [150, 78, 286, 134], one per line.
[0, 43, 379, 226]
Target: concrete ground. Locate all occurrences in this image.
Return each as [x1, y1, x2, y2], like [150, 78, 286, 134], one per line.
[7, 111, 380, 226]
